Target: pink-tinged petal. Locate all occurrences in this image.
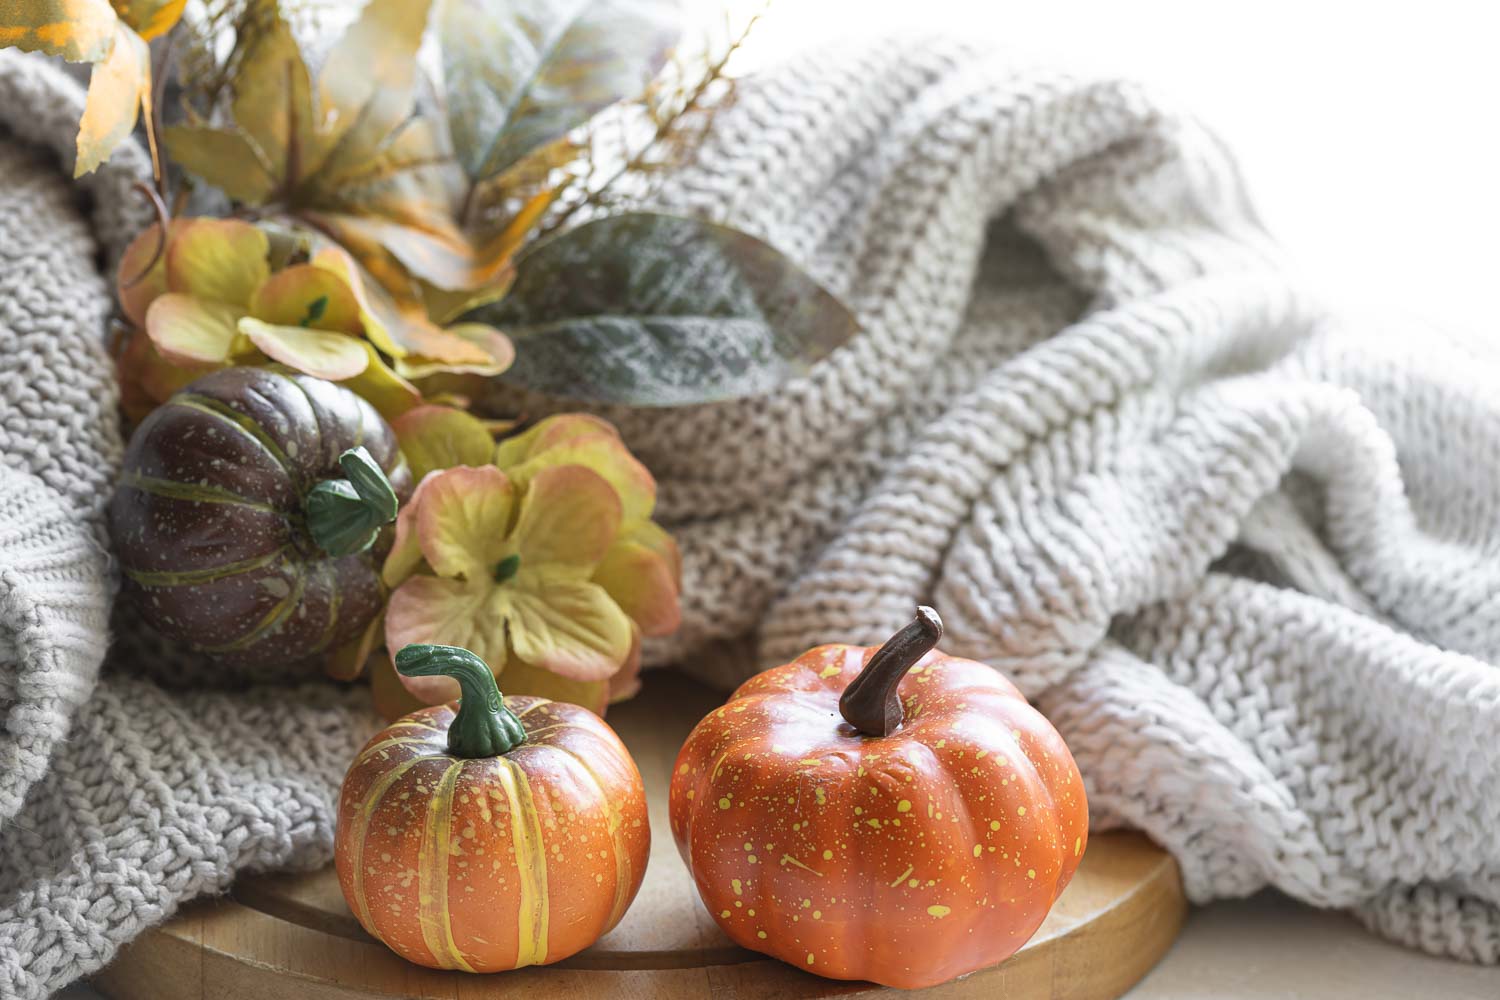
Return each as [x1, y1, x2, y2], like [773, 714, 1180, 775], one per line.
[392, 405, 495, 481]
[511, 465, 621, 573]
[382, 471, 438, 588]
[494, 414, 620, 467]
[165, 217, 269, 305]
[117, 219, 185, 327]
[621, 518, 682, 587]
[608, 626, 643, 705]
[239, 318, 370, 380]
[340, 343, 423, 422]
[310, 242, 404, 358]
[385, 574, 501, 702]
[592, 537, 681, 638]
[496, 578, 632, 682]
[249, 264, 361, 333]
[495, 657, 610, 716]
[495, 415, 656, 523]
[415, 465, 515, 579]
[145, 292, 242, 365]
[392, 322, 515, 380]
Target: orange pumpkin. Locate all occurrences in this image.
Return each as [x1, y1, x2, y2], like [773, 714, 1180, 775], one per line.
[336, 644, 649, 972]
[668, 608, 1088, 989]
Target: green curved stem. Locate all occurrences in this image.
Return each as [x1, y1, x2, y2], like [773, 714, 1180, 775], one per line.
[394, 644, 528, 758]
[306, 447, 399, 557]
[838, 606, 944, 737]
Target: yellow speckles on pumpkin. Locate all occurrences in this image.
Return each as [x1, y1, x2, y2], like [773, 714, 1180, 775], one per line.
[990, 820, 1001, 831]
[819, 665, 841, 678]
[976, 749, 988, 759]
[807, 953, 816, 965]
[1027, 868, 1037, 879]
[743, 842, 753, 851]
[814, 788, 827, 806]
[897, 799, 912, 813]
[758, 930, 767, 939]
[678, 763, 689, 774]
[813, 910, 822, 919]
[1075, 836, 1083, 856]
[721, 909, 731, 918]
[890, 864, 914, 887]
[854, 806, 864, 816]
[799, 758, 820, 766]
[732, 878, 743, 896]
[718, 796, 731, 810]
[973, 844, 983, 857]
[1017, 806, 1026, 816]
[866, 819, 881, 829]
[748, 855, 759, 864]
[822, 849, 834, 860]
[935, 739, 947, 749]
[748, 909, 755, 916]
[927, 905, 951, 918]
[857, 766, 866, 777]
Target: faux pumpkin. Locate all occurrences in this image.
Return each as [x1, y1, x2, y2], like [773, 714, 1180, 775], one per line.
[108, 368, 412, 668]
[668, 608, 1088, 989]
[336, 644, 650, 971]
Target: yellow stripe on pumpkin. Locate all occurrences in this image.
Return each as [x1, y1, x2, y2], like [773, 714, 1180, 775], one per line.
[497, 758, 550, 967]
[348, 756, 425, 937]
[354, 735, 433, 765]
[417, 760, 474, 972]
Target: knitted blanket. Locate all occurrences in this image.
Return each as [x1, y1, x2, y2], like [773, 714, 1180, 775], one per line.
[4, 32, 1500, 999]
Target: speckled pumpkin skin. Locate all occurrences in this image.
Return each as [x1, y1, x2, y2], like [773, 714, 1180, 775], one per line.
[108, 368, 412, 667]
[335, 696, 650, 971]
[669, 643, 1088, 990]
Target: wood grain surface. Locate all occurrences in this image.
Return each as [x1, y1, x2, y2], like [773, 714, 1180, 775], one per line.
[96, 670, 1185, 999]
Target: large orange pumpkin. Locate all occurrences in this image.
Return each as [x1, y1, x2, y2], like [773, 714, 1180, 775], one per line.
[668, 608, 1088, 989]
[336, 644, 649, 971]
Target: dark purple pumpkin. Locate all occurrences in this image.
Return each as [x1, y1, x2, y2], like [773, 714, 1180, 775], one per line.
[108, 369, 413, 669]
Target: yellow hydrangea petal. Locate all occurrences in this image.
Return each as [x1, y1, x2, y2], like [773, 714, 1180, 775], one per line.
[414, 465, 515, 579]
[165, 218, 269, 305]
[239, 319, 369, 381]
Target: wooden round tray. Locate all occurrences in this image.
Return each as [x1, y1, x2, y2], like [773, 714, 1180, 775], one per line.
[97, 670, 1184, 999]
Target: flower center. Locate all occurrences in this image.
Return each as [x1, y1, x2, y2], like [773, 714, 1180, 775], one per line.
[493, 553, 521, 583]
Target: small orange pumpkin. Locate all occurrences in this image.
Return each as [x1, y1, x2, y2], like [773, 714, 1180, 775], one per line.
[336, 644, 649, 971]
[668, 608, 1088, 989]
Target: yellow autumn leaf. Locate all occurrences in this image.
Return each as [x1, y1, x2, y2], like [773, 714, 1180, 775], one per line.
[111, 0, 185, 41]
[0, 0, 117, 63]
[74, 22, 149, 176]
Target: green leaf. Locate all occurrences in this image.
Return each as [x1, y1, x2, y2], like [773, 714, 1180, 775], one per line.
[441, 0, 681, 182]
[478, 212, 860, 406]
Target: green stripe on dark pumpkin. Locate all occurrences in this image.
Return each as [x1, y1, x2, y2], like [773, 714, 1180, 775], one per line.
[196, 563, 308, 654]
[122, 545, 291, 587]
[310, 560, 344, 656]
[170, 395, 295, 480]
[117, 472, 282, 514]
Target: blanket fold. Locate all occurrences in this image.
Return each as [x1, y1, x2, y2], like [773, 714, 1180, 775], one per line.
[1, 31, 1497, 1000]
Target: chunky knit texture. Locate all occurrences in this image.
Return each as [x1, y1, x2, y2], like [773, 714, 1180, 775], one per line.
[2, 32, 1499, 1000]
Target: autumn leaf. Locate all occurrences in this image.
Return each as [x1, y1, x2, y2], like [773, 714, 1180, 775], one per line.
[0, 0, 185, 176]
[0, 0, 117, 63]
[163, 0, 528, 297]
[478, 212, 860, 405]
[441, 0, 682, 183]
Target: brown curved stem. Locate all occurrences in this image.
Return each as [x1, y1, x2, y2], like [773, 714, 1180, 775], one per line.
[119, 182, 171, 289]
[838, 607, 944, 737]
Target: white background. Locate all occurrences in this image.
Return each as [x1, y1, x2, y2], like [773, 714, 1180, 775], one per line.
[737, 0, 1500, 343]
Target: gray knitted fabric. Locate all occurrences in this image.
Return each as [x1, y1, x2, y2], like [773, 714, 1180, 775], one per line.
[2, 31, 1499, 1000]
